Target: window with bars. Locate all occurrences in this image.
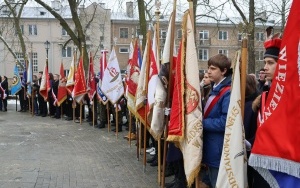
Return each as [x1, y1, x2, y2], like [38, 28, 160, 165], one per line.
[120, 28, 129, 38]
[218, 30, 228, 40]
[32, 52, 38, 72]
[198, 49, 209, 61]
[199, 30, 209, 40]
[256, 32, 264, 41]
[62, 47, 72, 58]
[62, 28, 68, 36]
[29, 25, 37, 35]
[119, 47, 129, 53]
[15, 52, 25, 72]
[255, 50, 264, 61]
[218, 49, 228, 57]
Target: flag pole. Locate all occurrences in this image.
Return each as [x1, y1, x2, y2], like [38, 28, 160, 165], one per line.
[107, 103, 110, 132]
[241, 36, 247, 119]
[143, 30, 151, 173]
[80, 101, 82, 125]
[162, 0, 176, 186]
[187, 1, 199, 186]
[155, 1, 162, 184]
[128, 112, 132, 146]
[115, 103, 119, 138]
[136, 119, 140, 161]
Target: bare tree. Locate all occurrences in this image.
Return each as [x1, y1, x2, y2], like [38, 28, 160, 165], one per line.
[34, 0, 100, 71]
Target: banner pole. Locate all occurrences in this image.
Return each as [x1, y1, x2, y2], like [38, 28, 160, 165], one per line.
[107, 103, 110, 132]
[115, 104, 118, 138]
[161, 0, 176, 186]
[129, 112, 132, 147]
[80, 102, 82, 125]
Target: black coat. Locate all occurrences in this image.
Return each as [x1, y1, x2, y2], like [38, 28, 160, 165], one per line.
[1, 79, 8, 95]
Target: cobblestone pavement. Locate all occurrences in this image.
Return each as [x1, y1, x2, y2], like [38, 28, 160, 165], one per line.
[0, 102, 164, 188]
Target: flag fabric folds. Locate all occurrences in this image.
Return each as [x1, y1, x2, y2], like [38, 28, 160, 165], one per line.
[147, 26, 159, 121]
[97, 50, 109, 104]
[26, 58, 33, 96]
[126, 40, 140, 114]
[87, 52, 96, 101]
[101, 47, 124, 104]
[249, 0, 300, 187]
[66, 54, 75, 95]
[11, 65, 22, 95]
[39, 59, 50, 101]
[149, 14, 174, 139]
[57, 62, 67, 106]
[72, 57, 86, 103]
[135, 35, 150, 126]
[167, 12, 203, 187]
[216, 51, 248, 188]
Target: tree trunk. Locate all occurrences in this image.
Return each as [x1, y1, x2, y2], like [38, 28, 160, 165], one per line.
[137, 0, 147, 50]
[248, 0, 255, 74]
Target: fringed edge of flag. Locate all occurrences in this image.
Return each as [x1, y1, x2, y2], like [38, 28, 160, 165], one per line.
[167, 135, 184, 142]
[187, 163, 201, 188]
[249, 153, 300, 187]
[148, 128, 163, 141]
[57, 96, 67, 106]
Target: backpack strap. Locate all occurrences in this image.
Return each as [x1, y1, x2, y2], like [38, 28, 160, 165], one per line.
[203, 86, 231, 119]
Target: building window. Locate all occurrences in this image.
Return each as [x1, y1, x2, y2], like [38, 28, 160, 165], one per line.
[15, 52, 25, 72]
[136, 27, 140, 36]
[32, 52, 38, 72]
[255, 50, 264, 61]
[218, 49, 228, 57]
[198, 49, 209, 61]
[256, 32, 264, 41]
[62, 28, 68, 36]
[15, 25, 24, 35]
[199, 30, 209, 40]
[119, 47, 129, 53]
[62, 47, 72, 58]
[120, 28, 129, 38]
[218, 30, 228, 40]
[29, 25, 37, 35]
[177, 29, 182, 39]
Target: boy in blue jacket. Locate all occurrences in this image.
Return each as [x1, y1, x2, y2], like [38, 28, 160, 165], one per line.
[202, 54, 232, 188]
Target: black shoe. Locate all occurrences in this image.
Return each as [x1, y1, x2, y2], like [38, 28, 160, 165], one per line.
[18, 109, 23, 112]
[171, 179, 187, 188]
[147, 156, 156, 163]
[65, 117, 73, 121]
[150, 159, 158, 166]
[165, 178, 176, 188]
[55, 116, 61, 119]
[42, 114, 47, 117]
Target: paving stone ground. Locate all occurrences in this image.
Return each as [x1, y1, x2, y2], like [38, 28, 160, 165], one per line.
[0, 101, 169, 188]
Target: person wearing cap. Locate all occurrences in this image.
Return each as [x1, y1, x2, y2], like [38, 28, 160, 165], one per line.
[202, 54, 232, 188]
[250, 30, 281, 188]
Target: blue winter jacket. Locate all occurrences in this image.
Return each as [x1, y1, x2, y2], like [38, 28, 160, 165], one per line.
[202, 76, 232, 168]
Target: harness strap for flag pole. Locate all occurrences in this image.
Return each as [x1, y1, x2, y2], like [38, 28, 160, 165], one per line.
[203, 86, 230, 119]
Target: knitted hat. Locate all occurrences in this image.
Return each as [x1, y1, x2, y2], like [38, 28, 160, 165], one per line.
[264, 38, 281, 59]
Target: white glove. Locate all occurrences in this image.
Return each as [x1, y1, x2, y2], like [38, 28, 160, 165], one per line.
[4, 94, 7, 99]
[245, 140, 252, 151]
[164, 108, 171, 116]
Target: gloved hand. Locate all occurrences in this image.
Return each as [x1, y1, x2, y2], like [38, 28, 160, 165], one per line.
[164, 108, 171, 116]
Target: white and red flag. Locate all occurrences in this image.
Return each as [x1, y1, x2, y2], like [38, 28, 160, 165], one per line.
[126, 40, 140, 114]
[101, 47, 124, 104]
[57, 62, 67, 106]
[39, 59, 50, 101]
[72, 57, 86, 103]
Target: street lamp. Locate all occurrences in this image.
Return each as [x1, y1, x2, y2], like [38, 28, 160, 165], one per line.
[44, 40, 50, 58]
